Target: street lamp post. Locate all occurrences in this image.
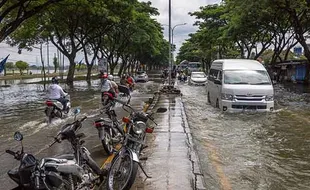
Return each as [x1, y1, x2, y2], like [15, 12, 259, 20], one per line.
[162, 22, 187, 85]
[171, 23, 186, 65]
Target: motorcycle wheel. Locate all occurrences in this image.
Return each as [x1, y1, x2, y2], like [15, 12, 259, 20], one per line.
[101, 130, 114, 155]
[107, 151, 138, 190]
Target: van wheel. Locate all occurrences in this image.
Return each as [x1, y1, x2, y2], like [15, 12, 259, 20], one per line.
[207, 93, 211, 104]
[216, 99, 219, 108]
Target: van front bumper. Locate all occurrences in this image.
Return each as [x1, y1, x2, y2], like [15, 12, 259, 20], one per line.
[221, 100, 274, 112]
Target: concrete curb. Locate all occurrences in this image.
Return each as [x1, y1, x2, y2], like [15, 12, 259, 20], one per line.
[146, 86, 207, 190]
[181, 96, 207, 190]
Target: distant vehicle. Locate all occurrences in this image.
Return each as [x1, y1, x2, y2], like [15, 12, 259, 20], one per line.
[135, 71, 149, 82]
[207, 59, 274, 112]
[187, 62, 201, 73]
[188, 72, 207, 86]
[177, 61, 202, 75]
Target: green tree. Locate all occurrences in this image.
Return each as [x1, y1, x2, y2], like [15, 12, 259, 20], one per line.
[15, 61, 29, 75]
[0, 0, 63, 42]
[5, 62, 15, 70]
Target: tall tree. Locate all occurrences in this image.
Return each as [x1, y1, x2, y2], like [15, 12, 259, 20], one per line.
[0, 0, 62, 42]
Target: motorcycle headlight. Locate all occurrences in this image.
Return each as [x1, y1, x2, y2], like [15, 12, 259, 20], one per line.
[221, 93, 233, 101]
[133, 121, 146, 134]
[265, 95, 274, 101]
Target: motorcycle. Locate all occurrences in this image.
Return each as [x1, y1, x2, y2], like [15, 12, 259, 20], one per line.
[50, 109, 106, 187]
[95, 85, 131, 155]
[45, 94, 71, 123]
[106, 98, 163, 190]
[6, 131, 94, 190]
[178, 73, 187, 82]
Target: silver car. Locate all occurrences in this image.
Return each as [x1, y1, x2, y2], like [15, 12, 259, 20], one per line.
[135, 71, 149, 82]
[188, 72, 207, 85]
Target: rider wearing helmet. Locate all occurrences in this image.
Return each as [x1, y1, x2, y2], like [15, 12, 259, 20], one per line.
[108, 74, 119, 97]
[100, 73, 116, 100]
[120, 74, 128, 86]
[47, 77, 68, 110]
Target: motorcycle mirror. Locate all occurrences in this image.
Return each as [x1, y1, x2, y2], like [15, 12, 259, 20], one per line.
[14, 131, 23, 141]
[73, 108, 81, 115]
[156, 107, 167, 113]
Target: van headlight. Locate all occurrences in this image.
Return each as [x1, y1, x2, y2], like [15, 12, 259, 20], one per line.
[133, 121, 146, 134]
[265, 95, 274, 101]
[221, 93, 233, 101]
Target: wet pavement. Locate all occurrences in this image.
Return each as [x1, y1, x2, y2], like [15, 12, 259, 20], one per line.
[132, 93, 205, 190]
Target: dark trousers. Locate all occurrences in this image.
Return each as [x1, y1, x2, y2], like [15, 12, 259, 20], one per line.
[57, 97, 68, 110]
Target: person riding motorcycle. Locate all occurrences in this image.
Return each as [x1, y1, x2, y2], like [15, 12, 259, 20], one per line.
[108, 74, 119, 97]
[47, 77, 68, 110]
[126, 74, 135, 91]
[100, 73, 116, 100]
[120, 74, 128, 86]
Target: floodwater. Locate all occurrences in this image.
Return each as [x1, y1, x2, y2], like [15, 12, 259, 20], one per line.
[179, 83, 310, 190]
[0, 77, 160, 189]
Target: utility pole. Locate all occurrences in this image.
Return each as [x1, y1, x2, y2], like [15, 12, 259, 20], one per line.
[47, 39, 50, 74]
[168, 0, 172, 85]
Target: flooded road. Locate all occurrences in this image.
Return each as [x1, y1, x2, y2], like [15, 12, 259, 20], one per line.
[179, 83, 310, 190]
[0, 78, 160, 189]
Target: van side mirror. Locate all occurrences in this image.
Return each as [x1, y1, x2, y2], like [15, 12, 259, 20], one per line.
[214, 79, 222, 85]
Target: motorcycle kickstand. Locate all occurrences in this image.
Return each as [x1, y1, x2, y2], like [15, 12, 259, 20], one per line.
[138, 162, 152, 178]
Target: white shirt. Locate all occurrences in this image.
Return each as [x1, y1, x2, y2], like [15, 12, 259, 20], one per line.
[101, 79, 112, 92]
[47, 84, 66, 99]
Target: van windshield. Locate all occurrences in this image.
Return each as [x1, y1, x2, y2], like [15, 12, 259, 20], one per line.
[224, 70, 271, 85]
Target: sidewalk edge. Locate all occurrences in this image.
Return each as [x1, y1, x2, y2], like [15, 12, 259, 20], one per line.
[181, 96, 207, 190]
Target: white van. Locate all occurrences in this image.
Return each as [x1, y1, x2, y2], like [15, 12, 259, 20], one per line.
[207, 59, 274, 112]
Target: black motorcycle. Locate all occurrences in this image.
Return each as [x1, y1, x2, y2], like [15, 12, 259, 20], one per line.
[6, 131, 89, 190]
[94, 85, 131, 155]
[106, 99, 164, 190]
[50, 109, 106, 187]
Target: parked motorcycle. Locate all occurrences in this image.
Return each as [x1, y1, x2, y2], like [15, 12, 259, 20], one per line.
[50, 109, 106, 187]
[45, 94, 71, 123]
[6, 131, 93, 190]
[94, 85, 131, 155]
[106, 99, 162, 190]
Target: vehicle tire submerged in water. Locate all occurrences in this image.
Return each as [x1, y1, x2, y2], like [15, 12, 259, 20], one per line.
[107, 151, 138, 190]
[216, 99, 219, 108]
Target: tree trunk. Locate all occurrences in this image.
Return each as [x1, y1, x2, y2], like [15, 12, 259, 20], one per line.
[66, 58, 76, 86]
[40, 44, 46, 90]
[86, 65, 92, 84]
[118, 62, 125, 76]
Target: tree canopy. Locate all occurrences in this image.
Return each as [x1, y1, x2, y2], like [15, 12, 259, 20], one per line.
[6, 0, 168, 85]
[177, 0, 310, 78]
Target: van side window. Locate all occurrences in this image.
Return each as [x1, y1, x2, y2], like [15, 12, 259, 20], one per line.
[209, 69, 219, 81]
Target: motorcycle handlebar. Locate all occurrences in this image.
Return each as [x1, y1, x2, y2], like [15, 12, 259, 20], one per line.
[5, 149, 15, 156]
[80, 116, 87, 123]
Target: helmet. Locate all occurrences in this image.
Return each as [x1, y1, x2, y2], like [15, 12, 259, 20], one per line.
[51, 77, 59, 84]
[101, 73, 108, 78]
[108, 74, 114, 80]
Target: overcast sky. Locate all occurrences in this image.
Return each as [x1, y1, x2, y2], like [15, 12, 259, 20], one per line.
[0, 0, 220, 66]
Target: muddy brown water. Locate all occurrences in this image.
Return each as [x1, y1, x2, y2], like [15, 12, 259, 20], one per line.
[0, 78, 160, 189]
[179, 82, 310, 190]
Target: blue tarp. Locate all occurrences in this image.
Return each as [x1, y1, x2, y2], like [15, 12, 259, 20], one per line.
[295, 65, 306, 81]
